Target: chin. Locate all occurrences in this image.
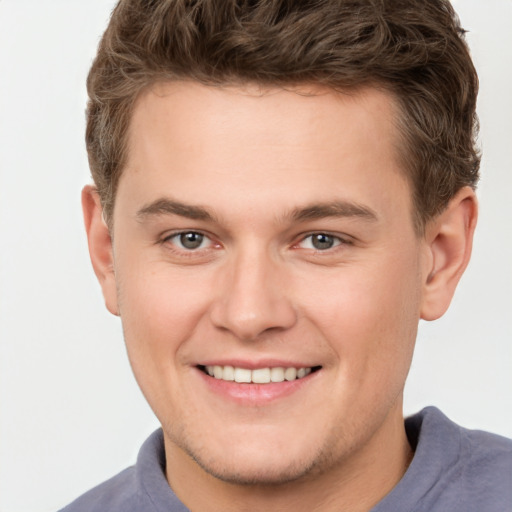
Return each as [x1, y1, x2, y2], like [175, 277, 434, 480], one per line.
[174, 427, 338, 487]
[190, 450, 321, 486]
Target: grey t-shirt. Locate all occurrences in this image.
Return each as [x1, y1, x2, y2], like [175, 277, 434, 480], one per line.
[59, 407, 512, 511]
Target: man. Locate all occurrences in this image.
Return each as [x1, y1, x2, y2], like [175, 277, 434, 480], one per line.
[61, 0, 512, 511]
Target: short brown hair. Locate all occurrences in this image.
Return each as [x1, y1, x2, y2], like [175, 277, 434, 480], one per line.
[86, 0, 480, 233]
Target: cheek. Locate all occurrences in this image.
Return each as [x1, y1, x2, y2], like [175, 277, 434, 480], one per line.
[115, 262, 212, 378]
[301, 253, 421, 377]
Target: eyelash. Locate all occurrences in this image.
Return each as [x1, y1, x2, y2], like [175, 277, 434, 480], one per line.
[160, 230, 351, 255]
[295, 232, 352, 252]
[161, 231, 218, 253]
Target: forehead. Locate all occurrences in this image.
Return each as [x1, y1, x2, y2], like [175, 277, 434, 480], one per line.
[119, 81, 412, 229]
[129, 81, 400, 158]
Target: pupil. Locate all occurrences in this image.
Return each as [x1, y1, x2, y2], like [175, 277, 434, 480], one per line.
[180, 232, 203, 249]
[312, 233, 334, 250]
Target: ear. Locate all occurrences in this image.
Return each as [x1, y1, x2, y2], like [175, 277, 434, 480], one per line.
[420, 186, 478, 321]
[82, 185, 119, 316]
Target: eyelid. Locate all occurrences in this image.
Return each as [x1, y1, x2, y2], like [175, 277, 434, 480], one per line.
[293, 232, 353, 250]
[161, 229, 219, 250]
[159, 229, 352, 252]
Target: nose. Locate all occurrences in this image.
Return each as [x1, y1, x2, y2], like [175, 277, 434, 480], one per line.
[209, 246, 298, 341]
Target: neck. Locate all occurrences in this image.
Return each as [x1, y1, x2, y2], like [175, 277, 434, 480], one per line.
[165, 402, 413, 512]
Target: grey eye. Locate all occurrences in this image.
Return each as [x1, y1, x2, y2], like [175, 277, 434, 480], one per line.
[179, 232, 205, 249]
[310, 233, 336, 250]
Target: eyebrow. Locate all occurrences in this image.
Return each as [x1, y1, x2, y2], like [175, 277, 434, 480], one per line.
[135, 197, 378, 224]
[289, 201, 378, 223]
[136, 198, 215, 222]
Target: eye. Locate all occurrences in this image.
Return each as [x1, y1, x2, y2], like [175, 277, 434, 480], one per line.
[298, 233, 344, 251]
[166, 231, 212, 250]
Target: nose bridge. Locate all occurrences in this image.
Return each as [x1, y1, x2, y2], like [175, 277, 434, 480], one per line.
[210, 241, 297, 340]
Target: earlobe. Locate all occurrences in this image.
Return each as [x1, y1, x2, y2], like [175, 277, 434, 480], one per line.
[82, 185, 119, 316]
[420, 187, 478, 321]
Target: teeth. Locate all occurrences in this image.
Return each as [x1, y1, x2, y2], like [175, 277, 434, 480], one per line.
[204, 365, 312, 384]
[213, 365, 223, 379]
[234, 368, 251, 383]
[222, 365, 235, 381]
[270, 367, 285, 383]
[284, 367, 297, 381]
[251, 368, 271, 384]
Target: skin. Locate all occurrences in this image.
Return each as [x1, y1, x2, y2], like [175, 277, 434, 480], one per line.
[84, 82, 477, 511]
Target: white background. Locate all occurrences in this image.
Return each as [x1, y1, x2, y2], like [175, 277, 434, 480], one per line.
[0, 1, 511, 511]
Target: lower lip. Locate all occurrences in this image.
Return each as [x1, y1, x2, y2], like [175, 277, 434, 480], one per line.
[196, 368, 318, 405]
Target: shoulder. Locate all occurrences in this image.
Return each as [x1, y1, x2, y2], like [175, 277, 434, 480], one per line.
[459, 422, 512, 463]
[58, 466, 143, 512]
[412, 407, 512, 511]
[416, 406, 512, 476]
[58, 429, 189, 512]
[456, 421, 512, 508]
[374, 407, 512, 512]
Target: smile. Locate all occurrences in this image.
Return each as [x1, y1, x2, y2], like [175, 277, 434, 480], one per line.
[200, 365, 319, 384]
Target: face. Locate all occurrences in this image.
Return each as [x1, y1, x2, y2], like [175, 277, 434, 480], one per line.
[104, 83, 430, 484]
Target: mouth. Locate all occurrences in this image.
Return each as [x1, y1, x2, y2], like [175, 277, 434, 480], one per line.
[198, 365, 321, 384]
